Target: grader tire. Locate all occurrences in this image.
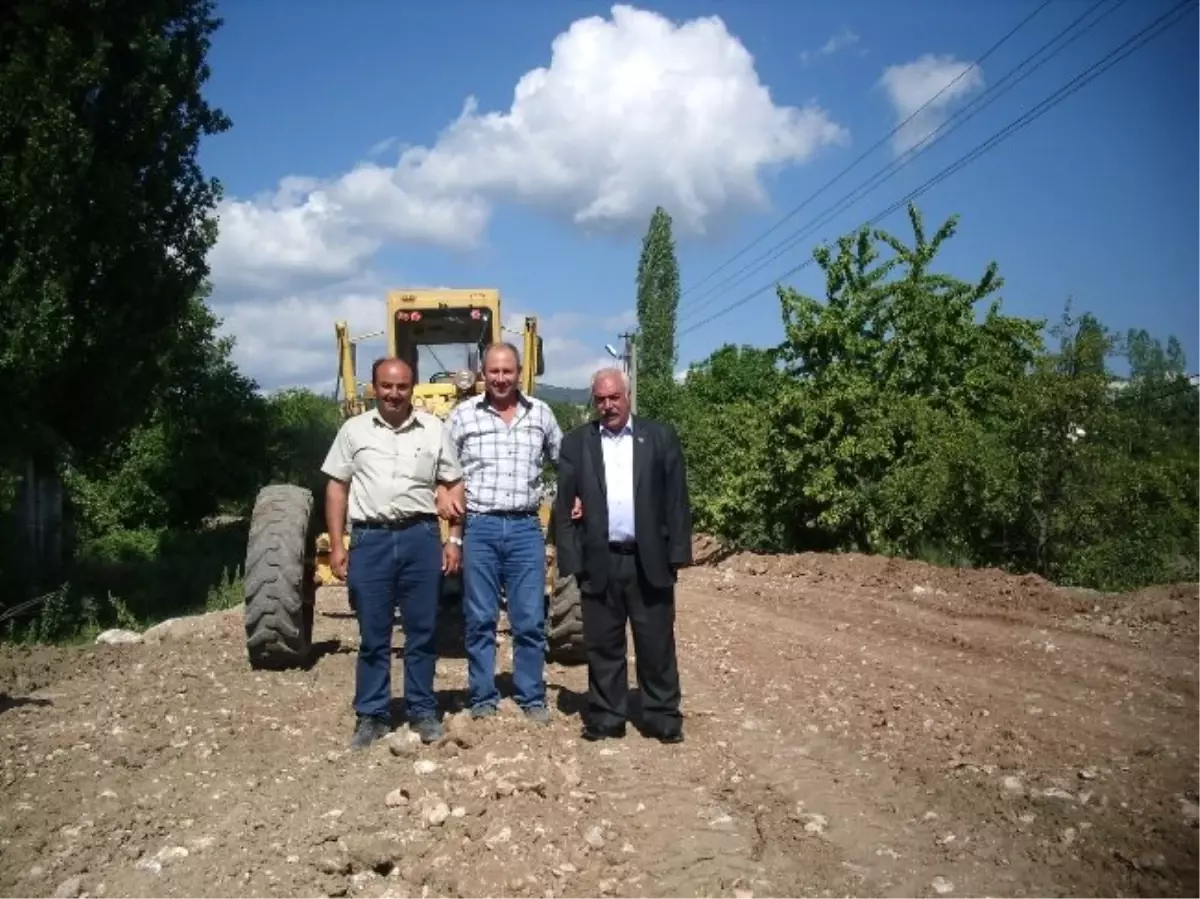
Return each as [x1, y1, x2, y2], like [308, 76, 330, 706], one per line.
[546, 574, 587, 665]
[244, 484, 315, 670]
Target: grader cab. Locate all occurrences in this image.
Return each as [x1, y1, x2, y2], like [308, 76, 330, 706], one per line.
[241, 288, 585, 671]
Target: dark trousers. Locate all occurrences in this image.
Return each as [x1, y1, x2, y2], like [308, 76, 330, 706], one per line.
[346, 521, 442, 722]
[582, 548, 682, 732]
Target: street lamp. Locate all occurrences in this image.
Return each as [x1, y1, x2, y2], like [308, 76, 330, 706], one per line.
[603, 334, 637, 413]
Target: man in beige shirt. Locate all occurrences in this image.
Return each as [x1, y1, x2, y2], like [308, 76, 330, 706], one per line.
[322, 357, 464, 749]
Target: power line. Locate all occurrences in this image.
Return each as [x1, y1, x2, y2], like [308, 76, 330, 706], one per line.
[676, 0, 1196, 341]
[679, 0, 1127, 325]
[677, 0, 1057, 302]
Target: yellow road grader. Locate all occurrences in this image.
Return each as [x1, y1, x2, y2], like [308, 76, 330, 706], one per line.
[241, 288, 585, 670]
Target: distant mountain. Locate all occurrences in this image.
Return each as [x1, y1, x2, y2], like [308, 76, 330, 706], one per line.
[535, 383, 590, 405]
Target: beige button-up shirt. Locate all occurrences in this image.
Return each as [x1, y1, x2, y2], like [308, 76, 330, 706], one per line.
[321, 408, 463, 523]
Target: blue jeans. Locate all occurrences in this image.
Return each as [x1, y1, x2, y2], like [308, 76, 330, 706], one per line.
[347, 521, 442, 722]
[462, 513, 546, 710]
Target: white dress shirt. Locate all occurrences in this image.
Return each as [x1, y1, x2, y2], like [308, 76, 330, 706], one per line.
[599, 417, 636, 542]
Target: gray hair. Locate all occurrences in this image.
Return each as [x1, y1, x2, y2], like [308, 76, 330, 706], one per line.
[590, 367, 629, 394]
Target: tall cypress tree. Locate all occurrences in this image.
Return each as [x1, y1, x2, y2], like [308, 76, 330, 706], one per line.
[635, 206, 680, 419]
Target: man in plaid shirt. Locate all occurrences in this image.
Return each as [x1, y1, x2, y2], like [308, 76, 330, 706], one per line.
[447, 342, 563, 723]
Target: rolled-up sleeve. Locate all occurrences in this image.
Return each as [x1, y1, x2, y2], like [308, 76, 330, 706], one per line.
[543, 407, 563, 464]
[447, 406, 465, 455]
[437, 421, 464, 483]
[321, 422, 356, 482]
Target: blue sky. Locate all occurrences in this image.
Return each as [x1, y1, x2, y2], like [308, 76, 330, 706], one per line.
[199, 0, 1198, 390]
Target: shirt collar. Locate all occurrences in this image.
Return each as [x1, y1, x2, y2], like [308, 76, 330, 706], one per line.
[371, 408, 421, 431]
[475, 390, 533, 411]
[599, 415, 633, 438]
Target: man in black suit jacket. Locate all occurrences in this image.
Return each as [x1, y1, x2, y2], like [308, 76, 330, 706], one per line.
[554, 367, 693, 743]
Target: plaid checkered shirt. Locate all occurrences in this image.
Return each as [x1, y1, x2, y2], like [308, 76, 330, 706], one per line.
[447, 392, 563, 514]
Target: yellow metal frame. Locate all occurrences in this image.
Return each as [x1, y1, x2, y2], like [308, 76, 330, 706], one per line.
[315, 288, 554, 594]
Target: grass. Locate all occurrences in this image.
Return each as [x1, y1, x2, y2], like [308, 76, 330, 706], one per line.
[2, 520, 248, 645]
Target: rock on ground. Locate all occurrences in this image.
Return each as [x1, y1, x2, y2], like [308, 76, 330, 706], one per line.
[0, 552, 1196, 897]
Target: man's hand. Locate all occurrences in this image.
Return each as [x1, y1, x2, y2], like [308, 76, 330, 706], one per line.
[436, 482, 465, 520]
[571, 497, 583, 520]
[442, 541, 462, 575]
[331, 543, 353, 610]
[330, 544, 349, 580]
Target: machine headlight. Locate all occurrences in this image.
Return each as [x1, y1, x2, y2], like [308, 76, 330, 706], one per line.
[454, 370, 475, 391]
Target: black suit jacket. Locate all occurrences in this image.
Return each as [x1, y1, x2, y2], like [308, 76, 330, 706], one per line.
[554, 415, 692, 594]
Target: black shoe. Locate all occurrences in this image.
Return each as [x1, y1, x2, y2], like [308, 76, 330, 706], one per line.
[581, 721, 626, 741]
[410, 715, 444, 744]
[641, 719, 684, 744]
[651, 727, 684, 744]
[350, 715, 391, 750]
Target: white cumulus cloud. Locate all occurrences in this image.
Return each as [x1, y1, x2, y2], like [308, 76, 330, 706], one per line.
[208, 3, 849, 294]
[211, 280, 388, 393]
[879, 53, 984, 156]
[207, 175, 489, 293]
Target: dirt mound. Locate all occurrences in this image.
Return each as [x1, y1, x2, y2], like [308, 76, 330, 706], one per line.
[1115, 581, 1199, 629]
[693, 537, 1197, 632]
[722, 549, 1073, 608]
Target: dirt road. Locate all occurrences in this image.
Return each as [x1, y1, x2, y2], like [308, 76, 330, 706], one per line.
[1, 548, 1197, 898]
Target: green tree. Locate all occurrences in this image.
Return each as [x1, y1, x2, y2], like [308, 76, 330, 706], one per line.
[635, 206, 681, 419]
[547, 399, 590, 434]
[1120, 329, 1197, 463]
[1125, 328, 1187, 382]
[0, 0, 231, 468]
[673, 345, 784, 548]
[650, 201, 1196, 593]
[265, 388, 342, 497]
[64, 290, 271, 537]
[771, 203, 1042, 554]
[997, 308, 1197, 589]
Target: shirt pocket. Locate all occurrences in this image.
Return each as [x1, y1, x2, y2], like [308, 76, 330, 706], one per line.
[410, 445, 438, 483]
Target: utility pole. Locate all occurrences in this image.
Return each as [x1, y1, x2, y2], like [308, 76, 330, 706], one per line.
[615, 331, 639, 414]
[627, 333, 638, 415]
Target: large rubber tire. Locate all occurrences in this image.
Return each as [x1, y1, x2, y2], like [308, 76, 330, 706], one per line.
[546, 574, 587, 665]
[244, 484, 315, 670]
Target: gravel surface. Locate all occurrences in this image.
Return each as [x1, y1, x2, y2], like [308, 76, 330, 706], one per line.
[1, 546, 1196, 898]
